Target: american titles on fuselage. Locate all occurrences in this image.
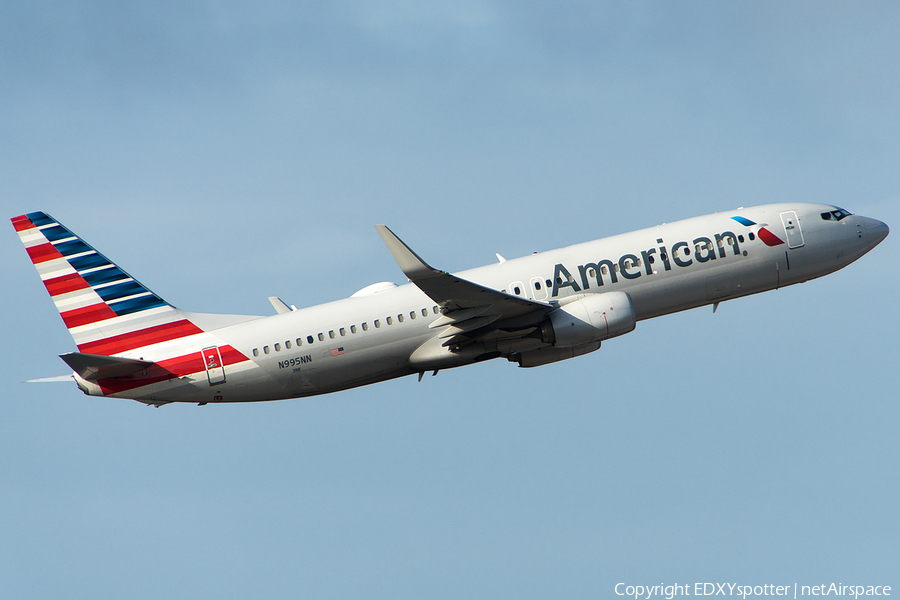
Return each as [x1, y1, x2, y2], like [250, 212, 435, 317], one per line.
[549, 228, 750, 297]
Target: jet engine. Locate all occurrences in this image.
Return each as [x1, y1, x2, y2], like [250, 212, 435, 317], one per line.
[539, 291, 636, 347]
[511, 292, 636, 367]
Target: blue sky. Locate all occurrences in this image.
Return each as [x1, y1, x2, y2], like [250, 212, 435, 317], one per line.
[2, 2, 898, 599]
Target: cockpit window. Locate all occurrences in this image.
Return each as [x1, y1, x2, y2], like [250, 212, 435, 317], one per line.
[821, 208, 852, 221]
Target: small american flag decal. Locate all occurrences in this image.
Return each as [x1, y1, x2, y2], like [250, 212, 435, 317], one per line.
[331, 347, 345, 357]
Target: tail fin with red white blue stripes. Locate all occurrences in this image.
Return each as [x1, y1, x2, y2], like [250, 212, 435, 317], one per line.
[11, 211, 206, 357]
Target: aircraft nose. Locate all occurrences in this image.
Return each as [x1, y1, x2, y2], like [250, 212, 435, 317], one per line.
[865, 218, 889, 247]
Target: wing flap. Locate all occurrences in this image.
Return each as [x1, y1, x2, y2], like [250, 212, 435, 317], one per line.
[437, 314, 501, 338]
[428, 305, 491, 328]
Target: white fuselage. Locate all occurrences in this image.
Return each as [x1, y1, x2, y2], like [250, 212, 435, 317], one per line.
[73, 203, 887, 405]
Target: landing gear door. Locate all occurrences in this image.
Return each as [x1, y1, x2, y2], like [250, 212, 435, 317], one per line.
[780, 211, 804, 248]
[202, 346, 226, 385]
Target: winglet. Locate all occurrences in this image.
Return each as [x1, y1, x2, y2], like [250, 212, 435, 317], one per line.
[375, 225, 441, 280]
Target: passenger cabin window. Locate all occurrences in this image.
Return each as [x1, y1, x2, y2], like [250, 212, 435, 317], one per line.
[351, 325, 357, 333]
[285, 340, 292, 349]
[318, 333, 325, 342]
[433, 306, 439, 314]
[296, 338, 303, 346]
[422, 308, 428, 317]
[308, 335, 315, 344]
[397, 314, 404, 323]
[375, 319, 381, 328]
[339, 327, 346, 336]
[263, 346, 270, 354]
[329, 330, 336, 339]
[274, 343, 281, 352]
[386, 317, 393, 325]
[253, 348, 259, 357]
[514, 286, 521, 295]
[409, 311, 416, 320]
[362, 322, 369, 331]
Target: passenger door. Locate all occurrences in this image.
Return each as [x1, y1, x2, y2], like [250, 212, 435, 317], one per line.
[780, 211, 804, 248]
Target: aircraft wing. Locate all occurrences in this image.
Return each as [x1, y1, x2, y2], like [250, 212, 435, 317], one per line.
[376, 225, 551, 324]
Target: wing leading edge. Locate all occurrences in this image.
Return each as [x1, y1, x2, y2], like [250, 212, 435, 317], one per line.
[375, 225, 548, 318]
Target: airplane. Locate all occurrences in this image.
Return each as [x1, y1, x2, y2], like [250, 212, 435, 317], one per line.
[11, 203, 888, 407]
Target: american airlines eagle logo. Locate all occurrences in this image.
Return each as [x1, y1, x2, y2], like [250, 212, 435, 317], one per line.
[731, 216, 785, 247]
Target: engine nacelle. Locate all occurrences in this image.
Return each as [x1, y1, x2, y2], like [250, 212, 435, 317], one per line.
[540, 291, 636, 347]
[510, 340, 602, 368]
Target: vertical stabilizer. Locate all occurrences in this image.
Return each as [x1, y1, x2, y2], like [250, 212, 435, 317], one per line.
[11, 211, 205, 356]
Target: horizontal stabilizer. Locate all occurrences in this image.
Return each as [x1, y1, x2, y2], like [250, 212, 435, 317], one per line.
[26, 375, 75, 383]
[59, 352, 155, 381]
